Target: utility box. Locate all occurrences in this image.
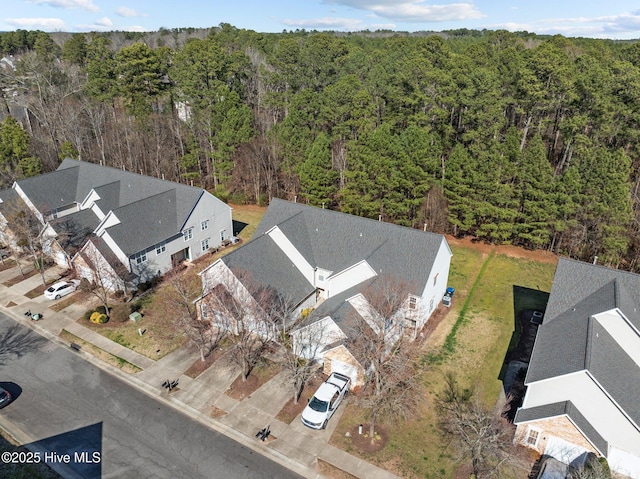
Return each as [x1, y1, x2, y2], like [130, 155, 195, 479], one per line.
[129, 311, 142, 322]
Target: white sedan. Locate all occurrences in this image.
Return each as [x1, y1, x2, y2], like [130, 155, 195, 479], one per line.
[44, 280, 79, 300]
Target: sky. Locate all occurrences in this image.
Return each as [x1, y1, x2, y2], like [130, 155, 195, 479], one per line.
[3, 0, 640, 40]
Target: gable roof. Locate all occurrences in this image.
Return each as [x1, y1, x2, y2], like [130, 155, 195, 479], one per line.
[220, 234, 314, 307]
[254, 198, 447, 293]
[14, 159, 214, 256]
[514, 400, 608, 455]
[522, 257, 640, 456]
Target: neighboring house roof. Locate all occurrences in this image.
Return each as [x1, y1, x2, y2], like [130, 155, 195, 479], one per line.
[520, 257, 640, 457]
[254, 198, 445, 296]
[14, 159, 208, 256]
[0, 187, 22, 217]
[49, 208, 100, 255]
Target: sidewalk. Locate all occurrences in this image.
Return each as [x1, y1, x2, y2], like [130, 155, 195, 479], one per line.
[0, 261, 398, 479]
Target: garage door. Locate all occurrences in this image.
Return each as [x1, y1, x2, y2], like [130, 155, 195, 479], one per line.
[544, 436, 590, 467]
[330, 359, 357, 389]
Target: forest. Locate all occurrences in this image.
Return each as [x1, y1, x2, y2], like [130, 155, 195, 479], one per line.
[1, 25, 640, 269]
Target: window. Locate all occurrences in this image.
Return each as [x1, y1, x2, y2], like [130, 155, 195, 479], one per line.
[220, 229, 226, 242]
[526, 427, 540, 446]
[134, 251, 147, 264]
[201, 238, 210, 252]
[201, 303, 208, 319]
[183, 227, 193, 241]
[409, 296, 417, 310]
[156, 242, 166, 255]
[201, 219, 209, 231]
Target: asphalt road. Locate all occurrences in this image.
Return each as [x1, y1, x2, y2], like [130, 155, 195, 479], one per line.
[0, 312, 303, 479]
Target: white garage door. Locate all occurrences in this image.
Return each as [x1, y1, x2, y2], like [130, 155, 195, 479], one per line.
[544, 436, 590, 467]
[608, 447, 640, 479]
[330, 359, 357, 389]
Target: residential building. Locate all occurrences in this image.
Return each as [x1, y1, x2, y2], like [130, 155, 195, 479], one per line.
[0, 158, 232, 288]
[197, 199, 452, 388]
[514, 258, 640, 478]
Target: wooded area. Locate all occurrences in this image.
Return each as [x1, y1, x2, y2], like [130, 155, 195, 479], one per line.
[2, 26, 640, 269]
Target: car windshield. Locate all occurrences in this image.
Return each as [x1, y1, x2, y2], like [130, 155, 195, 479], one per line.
[308, 397, 328, 412]
[46, 286, 56, 292]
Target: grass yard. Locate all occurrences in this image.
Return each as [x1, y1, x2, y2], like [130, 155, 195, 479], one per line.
[230, 203, 266, 241]
[331, 237, 558, 478]
[59, 329, 142, 374]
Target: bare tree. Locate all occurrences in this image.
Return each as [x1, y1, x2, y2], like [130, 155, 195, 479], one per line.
[347, 275, 424, 440]
[165, 269, 227, 362]
[436, 372, 515, 479]
[77, 237, 129, 318]
[281, 310, 327, 404]
[205, 274, 278, 381]
[6, 207, 48, 284]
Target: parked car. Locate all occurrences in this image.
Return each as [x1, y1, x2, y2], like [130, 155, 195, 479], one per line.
[0, 386, 11, 408]
[301, 372, 351, 430]
[44, 280, 79, 300]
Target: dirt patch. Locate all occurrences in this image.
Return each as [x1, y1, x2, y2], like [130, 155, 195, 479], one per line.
[446, 235, 558, 265]
[317, 459, 358, 479]
[276, 373, 324, 424]
[2, 268, 38, 286]
[210, 406, 226, 418]
[5, 301, 17, 308]
[344, 423, 389, 453]
[225, 360, 279, 401]
[184, 347, 227, 378]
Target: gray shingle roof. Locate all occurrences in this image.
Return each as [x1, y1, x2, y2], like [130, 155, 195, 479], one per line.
[524, 257, 640, 456]
[14, 159, 208, 256]
[514, 400, 608, 455]
[221, 234, 315, 308]
[254, 199, 446, 296]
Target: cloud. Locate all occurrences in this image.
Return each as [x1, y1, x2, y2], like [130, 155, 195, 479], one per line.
[94, 16, 113, 27]
[27, 0, 99, 12]
[491, 11, 640, 39]
[323, 0, 485, 22]
[4, 17, 66, 30]
[282, 16, 366, 30]
[115, 7, 147, 18]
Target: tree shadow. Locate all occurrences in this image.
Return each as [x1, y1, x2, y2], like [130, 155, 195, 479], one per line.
[0, 323, 47, 367]
[232, 220, 248, 236]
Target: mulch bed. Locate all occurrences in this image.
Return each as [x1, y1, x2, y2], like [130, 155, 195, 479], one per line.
[225, 360, 280, 401]
[184, 348, 226, 378]
[344, 423, 389, 453]
[2, 268, 38, 287]
[276, 373, 325, 424]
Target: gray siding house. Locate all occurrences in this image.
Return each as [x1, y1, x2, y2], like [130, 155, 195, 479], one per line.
[197, 199, 452, 388]
[514, 258, 640, 478]
[0, 159, 232, 288]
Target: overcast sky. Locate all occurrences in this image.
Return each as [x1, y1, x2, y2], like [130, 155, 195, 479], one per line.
[3, 0, 640, 39]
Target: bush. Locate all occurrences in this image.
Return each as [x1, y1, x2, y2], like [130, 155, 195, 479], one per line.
[96, 305, 109, 315]
[89, 312, 108, 324]
[83, 309, 94, 321]
[110, 303, 131, 323]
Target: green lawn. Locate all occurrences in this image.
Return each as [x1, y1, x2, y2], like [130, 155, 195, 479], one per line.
[333, 242, 558, 478]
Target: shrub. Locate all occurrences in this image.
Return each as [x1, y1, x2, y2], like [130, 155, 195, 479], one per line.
[96, 305, 108, 315]
[83, 309, 94, 321]
[110, 303, 131, 323]
[90, 312, 108, 324]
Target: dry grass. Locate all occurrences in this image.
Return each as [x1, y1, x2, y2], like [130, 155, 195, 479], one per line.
[59, 329, 142, 374]
[0, 429, 61, 479]
[317, 460, 358, 479]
